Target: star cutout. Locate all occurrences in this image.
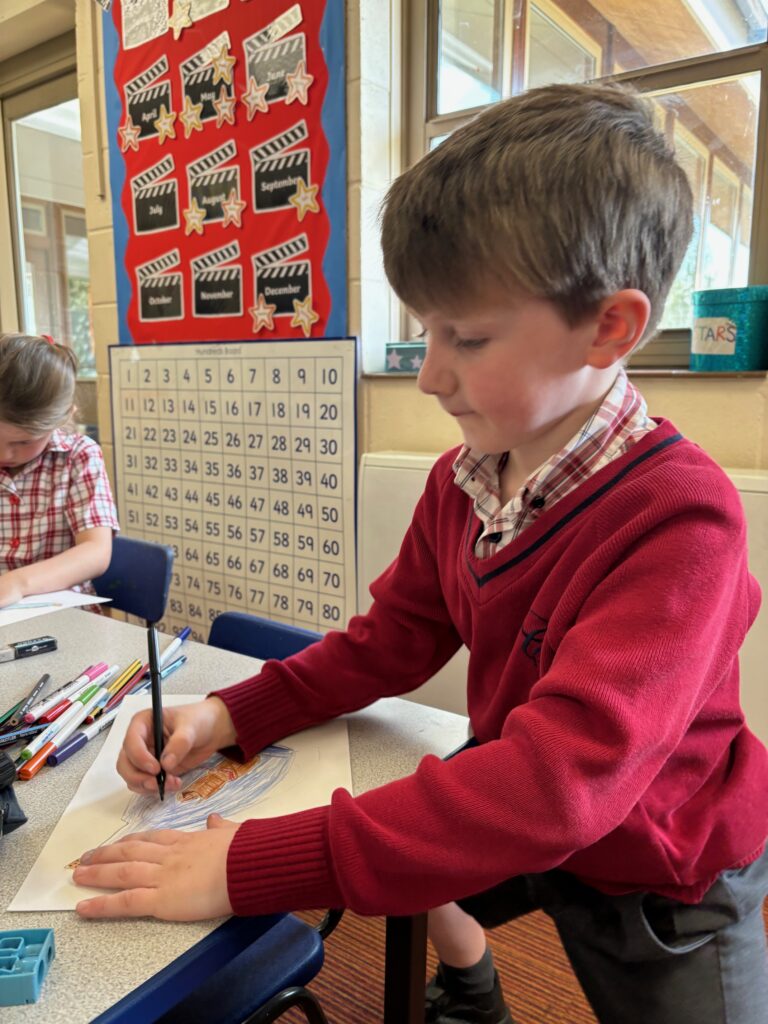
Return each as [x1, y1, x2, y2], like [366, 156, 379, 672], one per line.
[241, 77, 269, 120]
[289, 177, 320, 222]
[211, 43, 236, 86]
[179, 94, 204, 139]
[249, 294, 277, 333]
[183, 197, 206, 235]
[386, 349, 403, 369]
[154, 104, 177, 144]
[118, 115, 141, 152]
[221, 188, 246, 228]
[290, 295, 319, 338]
[213, 85, 236, 128]
[167, 0, 192, 40]
[285, 60, 314, 105]
[410, 354, 423, 369]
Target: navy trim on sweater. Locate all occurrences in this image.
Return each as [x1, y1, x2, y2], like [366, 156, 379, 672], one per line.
[466, 432, 684, 587]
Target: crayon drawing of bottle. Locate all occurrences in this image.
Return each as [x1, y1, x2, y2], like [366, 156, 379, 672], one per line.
[68, 746, 294, 865]
[112, 745, 295, 840]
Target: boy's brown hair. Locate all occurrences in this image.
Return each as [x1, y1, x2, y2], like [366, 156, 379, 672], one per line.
[0, 333, 78, 433]
[381, 82, 693, 345]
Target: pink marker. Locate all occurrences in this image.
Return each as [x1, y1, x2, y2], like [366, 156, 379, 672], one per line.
[23, 662, 108, 723]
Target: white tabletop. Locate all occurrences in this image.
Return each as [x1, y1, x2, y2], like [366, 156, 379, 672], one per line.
[0, 609, 469, 1022]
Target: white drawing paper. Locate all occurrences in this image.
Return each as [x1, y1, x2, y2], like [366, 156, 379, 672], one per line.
[0, 590, 111, 628]
[9, 693, 352, 912]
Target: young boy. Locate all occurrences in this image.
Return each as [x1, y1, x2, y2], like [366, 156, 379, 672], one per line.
[74, 83, 768, 1024]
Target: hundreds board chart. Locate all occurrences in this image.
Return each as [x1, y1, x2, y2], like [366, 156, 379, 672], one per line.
[109, 339, 358, 643]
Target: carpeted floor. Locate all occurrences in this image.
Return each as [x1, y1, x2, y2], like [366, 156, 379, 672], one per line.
[280, 901, 768, 1023]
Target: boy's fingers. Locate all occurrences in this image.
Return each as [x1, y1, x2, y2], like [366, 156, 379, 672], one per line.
[158, 722, 198, 770]
[76, 888, 159, 919]
[122, 712, 158, 773]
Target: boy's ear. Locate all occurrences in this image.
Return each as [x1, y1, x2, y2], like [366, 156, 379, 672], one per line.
[587, 289, 651, 369]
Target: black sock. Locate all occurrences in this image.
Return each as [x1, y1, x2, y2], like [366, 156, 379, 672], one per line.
[440, 947, 496, 996]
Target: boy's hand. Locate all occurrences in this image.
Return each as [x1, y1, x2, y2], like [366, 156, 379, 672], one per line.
[118, 696, 237, 794]
[0, 571, 25, 608]
[73, 813, 238, 920]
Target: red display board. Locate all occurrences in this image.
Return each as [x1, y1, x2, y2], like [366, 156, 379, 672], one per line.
[103, 1, 346, 344]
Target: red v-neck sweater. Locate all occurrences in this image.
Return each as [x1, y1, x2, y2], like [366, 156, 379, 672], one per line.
[214, 420, 768, 916]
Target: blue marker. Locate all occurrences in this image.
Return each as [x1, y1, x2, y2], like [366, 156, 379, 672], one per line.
[159, 627, 191, 668]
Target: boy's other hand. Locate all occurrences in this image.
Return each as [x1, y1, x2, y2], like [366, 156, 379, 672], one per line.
[73, 813, 237, 920]
[118, 696, 237, 794]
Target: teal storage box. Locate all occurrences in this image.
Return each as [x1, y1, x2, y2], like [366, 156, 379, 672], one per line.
[0, 929, 55, 1005]
[385, 341, 426, 372]
[691, 286, 768, 371]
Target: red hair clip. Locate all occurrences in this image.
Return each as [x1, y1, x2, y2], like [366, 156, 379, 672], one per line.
[40, 334, 55, 346]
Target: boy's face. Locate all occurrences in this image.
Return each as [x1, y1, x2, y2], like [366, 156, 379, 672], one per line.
[412, 294, 604, 456]
[0, 422, 52, 473]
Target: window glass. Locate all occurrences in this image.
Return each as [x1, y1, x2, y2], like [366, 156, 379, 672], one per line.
[437, 1, 767, 116]
[438, 0, 502, 114]
[652, 73, 758, 330]
[11, 98, 96, 376]
[526, 2, 600, 90]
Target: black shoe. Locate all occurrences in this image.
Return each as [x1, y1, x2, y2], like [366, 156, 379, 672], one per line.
[425, 965, 513, 1024]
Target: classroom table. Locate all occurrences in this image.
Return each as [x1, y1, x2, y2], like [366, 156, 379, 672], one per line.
[0, 609, 469, 1023]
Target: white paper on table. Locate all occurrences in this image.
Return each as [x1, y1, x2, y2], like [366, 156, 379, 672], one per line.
[9, 693, 352, 912]
[0, 590, 111, 628]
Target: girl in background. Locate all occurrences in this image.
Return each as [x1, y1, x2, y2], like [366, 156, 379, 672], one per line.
[0, 332, 118, 608]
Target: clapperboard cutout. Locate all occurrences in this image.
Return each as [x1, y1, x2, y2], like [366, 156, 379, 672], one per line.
[187, 141, 240, 224]
[250, 120, 310, 213]
[180, 31, 234, 122]
[137, 250, 184, 322]
[122, 0, 167, 50]
[252, 234, 311, 317]
[189, 0, 229, 22]
[131, 156, 179, 234]
[125, 56, 172, 141]
[192, 241, 243, 317]
[243, 5, 306, 104]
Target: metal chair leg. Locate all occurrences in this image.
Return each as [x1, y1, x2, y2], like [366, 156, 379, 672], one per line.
[242, 985, 329, 1024]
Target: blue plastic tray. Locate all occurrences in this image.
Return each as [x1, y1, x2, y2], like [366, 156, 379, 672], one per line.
[0, 929, 55, 1005]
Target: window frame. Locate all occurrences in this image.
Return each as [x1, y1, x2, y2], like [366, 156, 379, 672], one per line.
[404, 1, 768, 367]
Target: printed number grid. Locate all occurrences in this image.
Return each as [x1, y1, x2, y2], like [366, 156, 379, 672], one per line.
[110, 341, 357, 643]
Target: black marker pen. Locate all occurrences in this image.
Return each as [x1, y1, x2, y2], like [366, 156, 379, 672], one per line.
[0, 636, 57, 664]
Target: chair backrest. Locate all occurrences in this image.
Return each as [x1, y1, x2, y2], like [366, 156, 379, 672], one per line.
[208, 611, 321, 660]
[91, 535, 174, 625]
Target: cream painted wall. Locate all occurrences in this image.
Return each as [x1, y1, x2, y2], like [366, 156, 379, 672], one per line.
[361, 375, 768, 469]
[68, 0, 768, 475]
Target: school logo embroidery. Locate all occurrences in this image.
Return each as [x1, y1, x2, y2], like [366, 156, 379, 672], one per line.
[521, 610, 548, 665]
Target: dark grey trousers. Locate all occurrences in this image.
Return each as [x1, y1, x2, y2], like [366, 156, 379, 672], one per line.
[458, 847, 768, 1024]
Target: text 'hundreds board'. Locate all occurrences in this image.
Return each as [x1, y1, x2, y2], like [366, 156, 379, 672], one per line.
[109, 339, 357, 642]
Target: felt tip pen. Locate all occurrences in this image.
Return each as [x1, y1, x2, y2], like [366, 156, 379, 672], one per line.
[47, 701, 126, 766]
[24, 663, 107, 722]
[19, 685, 99, 760]
[6, 674, 52, 728]
[34, 664, 116, 724]
[0, 635, 57, 663]
[0, 723, 47, 748]
[19, 668, 117, 760]
[159, 627, 191, 668]
[17, 683, 111, 778]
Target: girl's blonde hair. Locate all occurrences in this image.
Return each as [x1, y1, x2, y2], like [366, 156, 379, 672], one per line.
[0, 333, 78, 434]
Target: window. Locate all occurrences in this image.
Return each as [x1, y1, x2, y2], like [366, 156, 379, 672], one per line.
[406, 0, 768, 368]
[2, 75, 96, 377]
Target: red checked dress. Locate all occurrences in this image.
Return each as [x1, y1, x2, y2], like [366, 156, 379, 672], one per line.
[0, 430, 119, 591]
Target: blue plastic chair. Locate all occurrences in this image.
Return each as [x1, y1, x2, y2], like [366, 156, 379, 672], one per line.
[91, 913, 339, 1024]
[91, 535, 174, 625]
[208, 611, 321, 660]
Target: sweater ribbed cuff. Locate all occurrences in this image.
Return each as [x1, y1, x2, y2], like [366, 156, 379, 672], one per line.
[227, 805, 344, 915]
[211, 669, 317, 757]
